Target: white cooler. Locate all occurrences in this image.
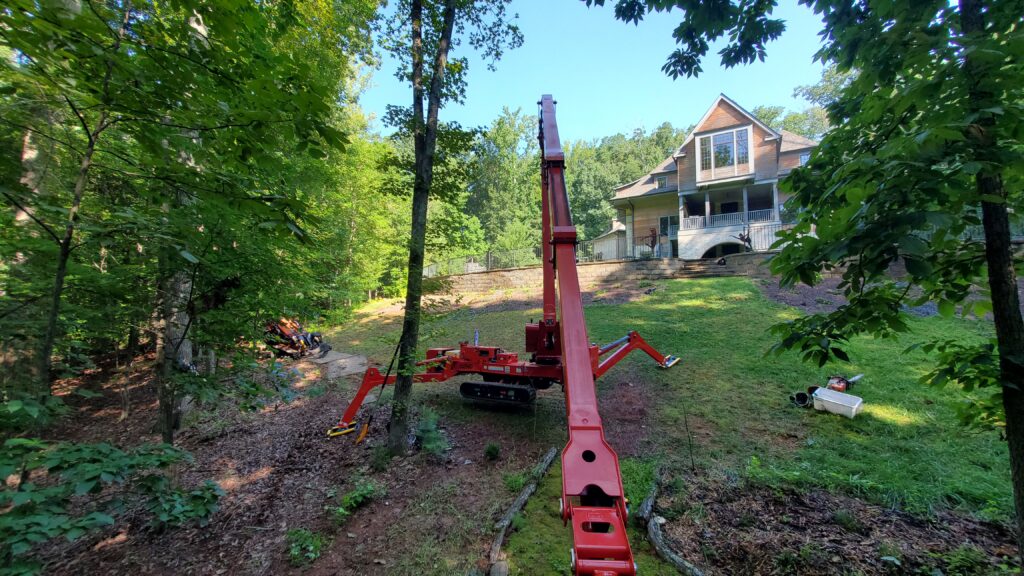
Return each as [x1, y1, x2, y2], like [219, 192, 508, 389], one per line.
[812, 388, 863, 418]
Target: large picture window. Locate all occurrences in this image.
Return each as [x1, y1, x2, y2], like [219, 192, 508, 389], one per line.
[713, 132, 734, 167]
[697, 126, 753, 181]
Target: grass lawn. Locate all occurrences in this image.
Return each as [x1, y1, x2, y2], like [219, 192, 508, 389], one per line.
[326, 276, 1011, 572]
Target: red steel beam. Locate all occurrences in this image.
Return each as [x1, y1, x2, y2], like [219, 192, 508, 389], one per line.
[539, 95, 635, 576]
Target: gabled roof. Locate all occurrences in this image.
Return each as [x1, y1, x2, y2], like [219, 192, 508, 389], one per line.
[675, 94, 781, 156]
[779, 129, 819, 152]
[612, 152, 677, 199]
[592, 220, 626, 240]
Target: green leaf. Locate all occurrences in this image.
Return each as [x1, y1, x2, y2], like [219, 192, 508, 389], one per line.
[85, 512, 115, 526]
[179, 250, 199, 264]
[904, 257, 932, 277]
[7, 400, 24, 413]
[938, 300, 955, 318]
[75, 480, 97, 495]
[899, 235, 928, 257]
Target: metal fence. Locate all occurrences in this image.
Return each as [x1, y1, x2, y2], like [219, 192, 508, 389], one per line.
[423, 234, 678, 278]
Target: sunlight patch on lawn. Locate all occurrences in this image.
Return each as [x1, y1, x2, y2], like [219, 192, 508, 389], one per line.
[861, 403, 924, 426]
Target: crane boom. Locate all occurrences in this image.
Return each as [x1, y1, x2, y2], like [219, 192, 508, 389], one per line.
[539, 95, 635, 576]
[328, 95, 680, 576]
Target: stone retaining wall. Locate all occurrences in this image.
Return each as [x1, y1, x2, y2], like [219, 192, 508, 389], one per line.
[431, 252, 778, 294]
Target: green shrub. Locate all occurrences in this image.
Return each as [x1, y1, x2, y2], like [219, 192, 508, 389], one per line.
[416, 408, 449, 457]
[510, 512, 526, 532]
[330, 479, 384, 525]
[484, 442, 501, 461]
[943, 544, 989, 576]
[503, 472, 526, 493]
[832, 508, 864, 533]
[0, 439, 221, 575]
[286, 528, 327, 566]
[370, 445, 391, 472]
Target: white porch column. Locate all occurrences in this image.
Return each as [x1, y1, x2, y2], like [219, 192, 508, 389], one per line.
[742, 186, 749, 222]
[772, 182, 780, 221]
[679, 193, 686, 217]
[704, 191, 710, 220]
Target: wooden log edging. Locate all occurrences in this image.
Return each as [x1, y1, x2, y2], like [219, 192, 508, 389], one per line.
[487, 447, 559, 575]
[638, 468, 706, 576]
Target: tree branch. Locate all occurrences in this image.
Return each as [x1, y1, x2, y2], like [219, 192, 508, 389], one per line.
[63, 95, 92, 142]
[0, 187, 62, 245]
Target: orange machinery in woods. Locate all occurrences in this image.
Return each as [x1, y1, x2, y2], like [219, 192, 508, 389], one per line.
[329, 96, 679, 576]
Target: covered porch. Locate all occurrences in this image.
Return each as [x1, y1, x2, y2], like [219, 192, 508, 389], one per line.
[680, 182, 779, 231]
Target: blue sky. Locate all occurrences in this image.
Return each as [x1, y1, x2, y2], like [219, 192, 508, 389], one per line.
[357, 0, 829, 142]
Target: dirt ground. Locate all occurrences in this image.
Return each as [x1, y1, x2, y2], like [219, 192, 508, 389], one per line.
[37, 354, 555, 575]
[661, 474, 1017, 575]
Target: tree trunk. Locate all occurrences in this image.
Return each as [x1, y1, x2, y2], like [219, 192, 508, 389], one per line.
[156, 262, 193, 444]
[1, 110, 57, 391]
[38, 117, 103, 393]
[387, 0, 458, 455]
[961, 0, 1024, 558]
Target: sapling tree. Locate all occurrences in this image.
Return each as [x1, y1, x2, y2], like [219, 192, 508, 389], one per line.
[379, 0, 522, 454]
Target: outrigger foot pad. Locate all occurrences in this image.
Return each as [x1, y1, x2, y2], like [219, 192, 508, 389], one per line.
[661, 355, 680, 369]
[327, 423, 357, 437]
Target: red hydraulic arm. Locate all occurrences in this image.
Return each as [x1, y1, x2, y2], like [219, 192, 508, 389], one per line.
[327, 95, 680, 576]
[540, 95, 634, 576]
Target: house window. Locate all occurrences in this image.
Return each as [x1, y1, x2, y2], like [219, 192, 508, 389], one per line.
[697, 126, 753, 180]
[799, 152, 811, 166]
[656, 176, 667, 189]
[736, 129, 749, 165]
[659, 215, 679, 236]
[712, 132, 734, 167]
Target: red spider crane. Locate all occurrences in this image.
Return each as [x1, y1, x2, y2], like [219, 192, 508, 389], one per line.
[329, 95, 678, 576]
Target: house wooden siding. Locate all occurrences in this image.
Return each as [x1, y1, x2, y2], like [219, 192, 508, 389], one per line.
[778, 149, 811, 174]
[675, 139, 697, 191]
[676, 103, 778, 190]
[698, 100, 752, 132]
[628, 194, 678, 240]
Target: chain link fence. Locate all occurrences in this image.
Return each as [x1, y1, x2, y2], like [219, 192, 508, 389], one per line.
[423, 234, 676, 278]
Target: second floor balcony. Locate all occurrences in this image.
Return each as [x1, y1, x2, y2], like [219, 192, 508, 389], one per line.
[681, 208, 776, 231]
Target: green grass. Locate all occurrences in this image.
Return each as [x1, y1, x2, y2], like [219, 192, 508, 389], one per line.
[607, 277, 1008, 519]
[503, 461, 678, 575]
[328, 276, 1013, 571]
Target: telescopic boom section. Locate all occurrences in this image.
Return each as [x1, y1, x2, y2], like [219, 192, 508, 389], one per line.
[539, 95, 636, 576]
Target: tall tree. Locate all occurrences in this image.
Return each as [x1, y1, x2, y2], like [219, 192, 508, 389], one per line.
[0, 0, 374, 437]
[379, 0, 522, 454]
[467, 107, 539, 244]
[588, 0, 1024, 557]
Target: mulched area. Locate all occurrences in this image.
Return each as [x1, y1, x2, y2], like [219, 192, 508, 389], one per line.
[661, 474, 1017, 575]
[756, 275, 1024, 319]
[755, 277, 848, 315]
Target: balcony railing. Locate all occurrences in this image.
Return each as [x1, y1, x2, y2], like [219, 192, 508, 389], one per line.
[682, 216, 705, 230]
[708, 212, 744, 227]
[680, 209, 778, 231]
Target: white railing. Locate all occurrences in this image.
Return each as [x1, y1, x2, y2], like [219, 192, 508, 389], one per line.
[682, 209, 779, 230]
[708, 212, 744, 227]
[682, 216, 705, 230]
